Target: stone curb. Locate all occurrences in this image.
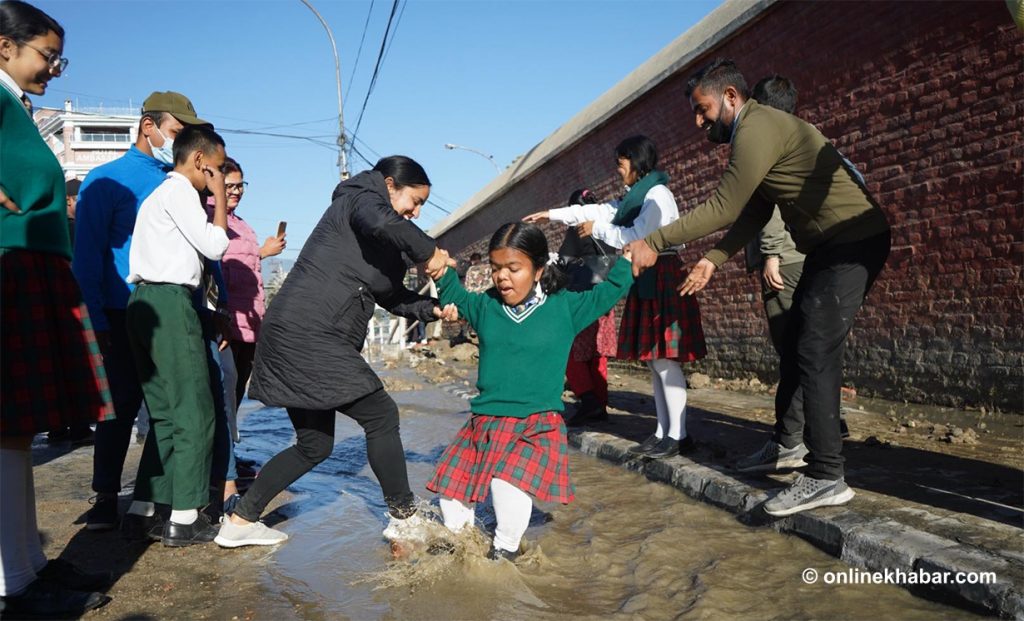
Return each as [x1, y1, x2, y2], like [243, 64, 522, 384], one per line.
[567, 429, 1024, 619]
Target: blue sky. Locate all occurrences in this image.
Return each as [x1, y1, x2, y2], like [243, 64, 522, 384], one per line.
[34, 0, 719, 256]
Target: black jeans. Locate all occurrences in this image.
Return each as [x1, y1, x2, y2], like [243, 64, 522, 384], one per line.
[92, 309, 145, 494]
[773, 231, 890, 480]
[231, 340, 256, 406]
[233, 388, 415, 522]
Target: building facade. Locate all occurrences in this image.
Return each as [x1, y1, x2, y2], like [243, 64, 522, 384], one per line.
[34, 100, 138, 180]
[429, 0, 1023, 411]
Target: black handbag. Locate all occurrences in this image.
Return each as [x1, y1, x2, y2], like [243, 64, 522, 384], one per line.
[563, 238, 617, 292]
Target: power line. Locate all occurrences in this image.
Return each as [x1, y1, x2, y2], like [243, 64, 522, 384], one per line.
[349, 0, 401, 149]
[345, 0, 376, 98]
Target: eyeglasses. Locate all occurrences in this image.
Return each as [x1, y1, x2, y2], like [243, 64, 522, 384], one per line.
[225, 182, 248, 192]
[19, 41, 69, 74]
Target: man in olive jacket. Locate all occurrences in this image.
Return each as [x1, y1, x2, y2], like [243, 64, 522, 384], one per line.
[626, 59, 891, 517]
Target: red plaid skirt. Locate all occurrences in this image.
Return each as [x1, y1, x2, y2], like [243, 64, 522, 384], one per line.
[570, 310, 617, 362]
[617, 253, 707, 362]
[426, 411, 574, 504]
[1, 250, 114, 435]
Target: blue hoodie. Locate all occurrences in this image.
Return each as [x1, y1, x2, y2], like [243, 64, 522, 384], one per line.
[72, 145, 169, 331]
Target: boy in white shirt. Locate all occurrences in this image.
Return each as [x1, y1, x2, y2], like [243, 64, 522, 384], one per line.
[122, 124, 230, 546]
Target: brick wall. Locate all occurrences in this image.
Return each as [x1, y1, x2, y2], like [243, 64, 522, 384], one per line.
[436, 1, 1024, 411]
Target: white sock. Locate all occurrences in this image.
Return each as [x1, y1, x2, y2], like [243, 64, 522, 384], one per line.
[0, 448, 45, 596]
[490, 478, 533, 553]
[650, 359, 688, 440]
[170, 509, 198, 525]
[439, 497, 475, 532]
[647, 362, 667, 438]
[127, 500, 155, 517]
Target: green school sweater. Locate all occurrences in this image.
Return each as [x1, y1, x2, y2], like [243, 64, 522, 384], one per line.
[0, 85, 71, 259]
[436, 258, 633, 418]
[646, 100, 889, 267]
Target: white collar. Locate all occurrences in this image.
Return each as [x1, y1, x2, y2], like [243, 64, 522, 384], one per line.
[0, 67, 25, 100]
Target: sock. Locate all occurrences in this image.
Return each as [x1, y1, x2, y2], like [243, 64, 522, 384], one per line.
[0, 448, 45, 596]
[650, 359, 688, 440]
[439, 497, 475, 533]
[490, 478, 533, 553]
[170, 509, 198, 525]
[647, 361, 668, 438]
[127, 500, 155, 517]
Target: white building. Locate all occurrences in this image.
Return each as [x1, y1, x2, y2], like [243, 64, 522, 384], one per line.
[34, 100, 138, 181]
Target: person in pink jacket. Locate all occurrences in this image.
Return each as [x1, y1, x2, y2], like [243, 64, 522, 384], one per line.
[213, 158, 285, 407]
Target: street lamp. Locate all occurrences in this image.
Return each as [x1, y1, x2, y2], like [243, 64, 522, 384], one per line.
[299, 0, 349, 180]
[444, 143, 501, 174]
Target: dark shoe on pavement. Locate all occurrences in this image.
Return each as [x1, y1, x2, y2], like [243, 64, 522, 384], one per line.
[36, 558, 113, 592]
[0, 579, 110, 619]
[486, 546, 520, 562]
[627, 434, 660, 455]
[68, 425, 95, 446]
[86, 496, 119, 531]
[645, 436, 694, 459]
[121, 512, 164, 542]
[46, 427, 71, 444]
[161, 512, 219, 547]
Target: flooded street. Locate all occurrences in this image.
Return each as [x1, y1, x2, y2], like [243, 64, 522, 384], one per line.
[222, 365, 975, 621]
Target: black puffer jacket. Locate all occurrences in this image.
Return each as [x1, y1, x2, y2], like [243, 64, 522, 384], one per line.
[249, 170, 437, 409]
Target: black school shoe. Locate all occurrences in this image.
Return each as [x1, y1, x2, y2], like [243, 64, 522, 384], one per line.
[161, 512, 219, 547]
[0, 579, 110, 619]
[36, 559, 113, 592]
[627, 434, 660, 455]
[644, 436, 696, 459]
[486, 546, 520, 562]
[121, 512, 164, 543]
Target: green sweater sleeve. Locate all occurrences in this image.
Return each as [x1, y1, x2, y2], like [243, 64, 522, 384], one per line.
[566, 258, 634, 332]
[644, 104, 784, 255]
[436, 267, 486, 328]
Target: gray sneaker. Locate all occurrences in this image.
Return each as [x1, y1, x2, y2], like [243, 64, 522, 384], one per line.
[763, 475, 855, 516]
[734, 440, 808, 472]
[214, 519, 288, 548]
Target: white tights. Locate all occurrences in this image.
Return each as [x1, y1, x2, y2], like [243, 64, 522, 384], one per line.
[647, 359, 689, 440]
[0, 447, 47, 596]
[440, 478, 533, 553]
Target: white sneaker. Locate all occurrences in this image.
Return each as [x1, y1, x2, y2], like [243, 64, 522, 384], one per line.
[382, 512, 432, 543]
[214, 519, 289, 548]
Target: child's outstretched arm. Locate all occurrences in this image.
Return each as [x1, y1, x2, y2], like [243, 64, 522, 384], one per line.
[432, 263, 485, 329]
[567, 252, 634, 332]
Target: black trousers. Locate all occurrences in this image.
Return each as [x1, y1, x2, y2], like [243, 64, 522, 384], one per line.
[233, 388, 414, 522]
[231, 340, 257, 405]
[773, 231, 890, 480]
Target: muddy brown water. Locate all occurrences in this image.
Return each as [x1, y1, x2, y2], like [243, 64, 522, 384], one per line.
[216, 366, 976, 621]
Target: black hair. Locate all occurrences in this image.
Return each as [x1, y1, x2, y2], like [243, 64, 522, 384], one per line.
[489, 222, 567, 295]
[469, 252, 482, 262]
[0, 1, 64, 43]
[685, 57, 749, 99]
[752, 74, 797, 114]
[138, 111, 169, 132]
[172, 124, 225, 166]
[222, 156, 243, 177]
[373, 155, 430, 188]
[568, 187, 600, 205]
[614, 135, 658, 180]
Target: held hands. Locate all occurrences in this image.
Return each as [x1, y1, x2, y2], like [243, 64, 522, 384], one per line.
[762, 256, 785, 291]
[425, 247, 456, 280]
[624, 240, 658, 276]
[522, 211, 549, 224]
[576, 221, 595, 238]
[678, 258, 717, 296]
[0, 186, 21, 214]
[260, 234, 287, 259]
[433, 303, 459, 322]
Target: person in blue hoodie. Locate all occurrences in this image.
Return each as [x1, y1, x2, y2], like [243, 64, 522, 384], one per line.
[72, 91, 210, 531]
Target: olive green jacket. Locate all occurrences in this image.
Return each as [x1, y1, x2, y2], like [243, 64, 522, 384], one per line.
[646, 100, 889, 266]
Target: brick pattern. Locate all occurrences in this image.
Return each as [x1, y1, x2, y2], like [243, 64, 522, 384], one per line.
[436, 1, 1023, 410]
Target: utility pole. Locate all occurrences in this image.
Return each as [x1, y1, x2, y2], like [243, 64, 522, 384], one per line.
[299, 0, 349, 180]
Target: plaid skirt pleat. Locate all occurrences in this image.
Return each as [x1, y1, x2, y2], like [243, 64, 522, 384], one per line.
[426, 411, 574, 504]
[616, 253, 708, 362]
[1, 250, 114, 435]
[570, 310, 617, 362]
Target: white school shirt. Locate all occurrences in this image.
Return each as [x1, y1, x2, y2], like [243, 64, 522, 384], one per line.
[548, 184, 679, 250]
[127, 172, 229, 289]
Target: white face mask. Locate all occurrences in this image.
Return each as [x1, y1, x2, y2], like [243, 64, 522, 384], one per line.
[147, 127, 174, 166]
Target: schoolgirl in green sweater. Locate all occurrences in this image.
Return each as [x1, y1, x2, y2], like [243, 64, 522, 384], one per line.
[425, 222, 633, 560]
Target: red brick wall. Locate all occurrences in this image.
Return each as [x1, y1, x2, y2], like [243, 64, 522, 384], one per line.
[436, 1, 1024, 411]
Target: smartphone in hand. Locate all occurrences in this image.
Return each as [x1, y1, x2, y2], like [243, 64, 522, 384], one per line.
[277, 221, 287, 238]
